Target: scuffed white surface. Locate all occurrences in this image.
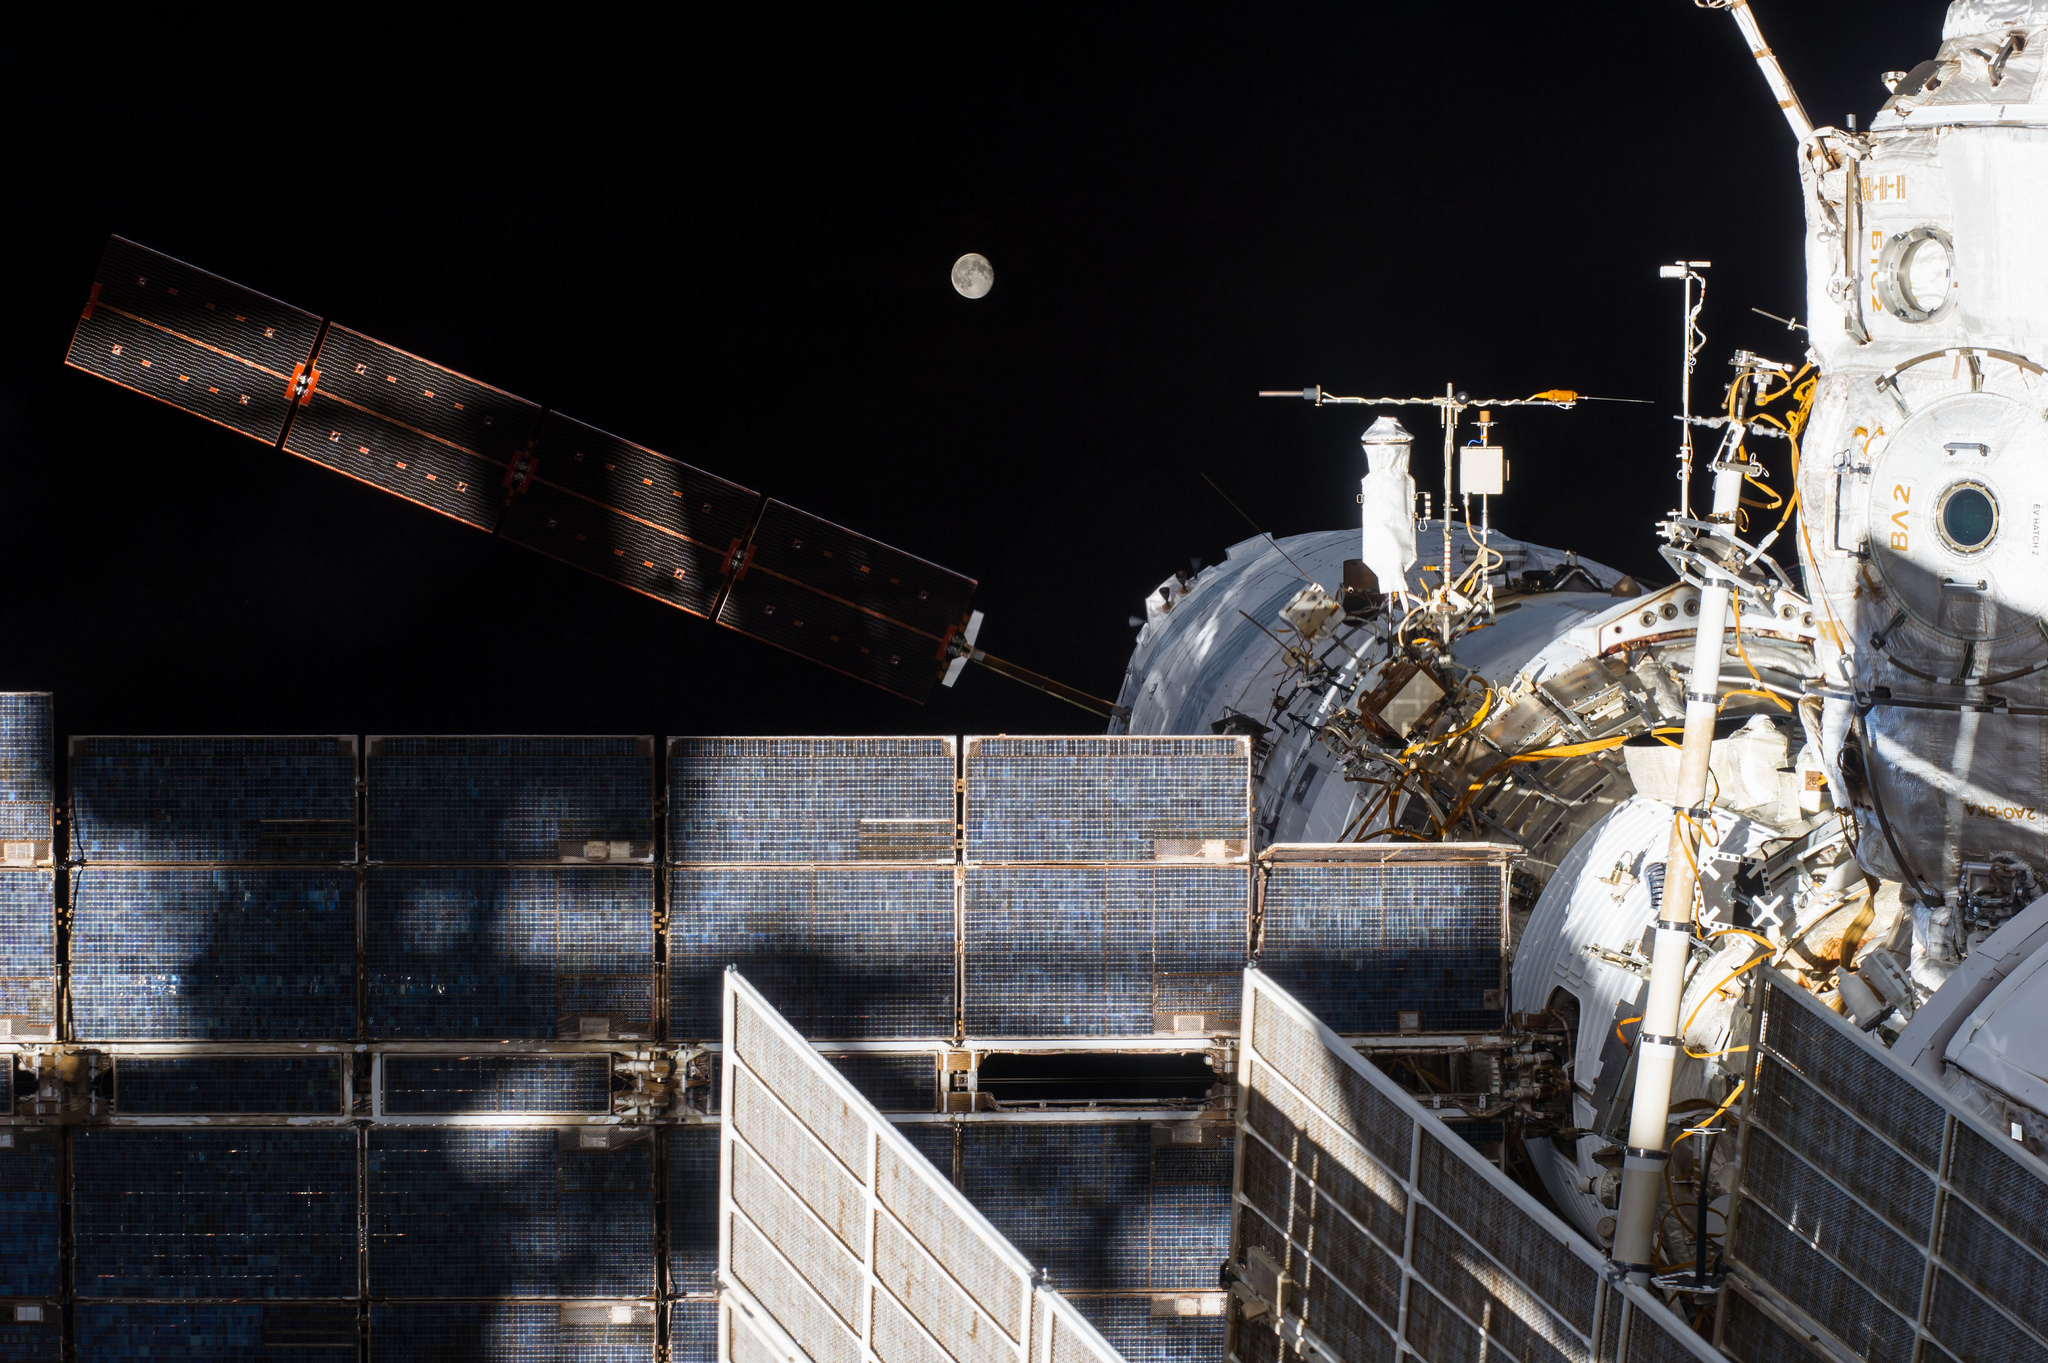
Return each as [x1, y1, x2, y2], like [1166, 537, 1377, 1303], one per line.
[1947, 0, 2048, 38]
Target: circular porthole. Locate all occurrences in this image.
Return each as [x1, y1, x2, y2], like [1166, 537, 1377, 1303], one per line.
[1938, 482, 1998, 553]
[1874, 226, 1957, 323]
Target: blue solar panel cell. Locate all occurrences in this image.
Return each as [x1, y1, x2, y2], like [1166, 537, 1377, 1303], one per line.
[668, 866, 954, 1040]
[366, 867, 653, 1039]
[1069, 1297, 1224, 1363]
[667, 1127, 719, 1296]
[1258, 861, 1504, 1033]
[959, 1126, 1233, 1293]
[367, 1129, 653, 1298]
[0, 871, 54, 1035]
[72, 1129, 357, 1298]
[69, 736, 356, 863]
[383, 1055, 611, 1113]
[76, 1304, 357, 1359]
[668, 1300, 718, 1363]
[826, 1053, 938, 1112]
[0, 1307, 60, 1362]
[964, 737, 1248, 864]
[0, 694, 53, 843]
[69, 867, 356, 1040]
[963, 867, 1247, 1037]
[667, 737, 955, 863]
[368, 736, 653, 863]
[0, 1131, 59, 1298]
[116, 1057, 342, 1115]
[370, 1303, 655, 1361]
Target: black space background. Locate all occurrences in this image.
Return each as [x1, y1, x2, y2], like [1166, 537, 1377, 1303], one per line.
[0, 5, 1936, 741]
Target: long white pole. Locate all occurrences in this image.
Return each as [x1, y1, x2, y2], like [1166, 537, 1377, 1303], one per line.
[1725, 0, 1816, 143]
[1610, 457, 1743, 1281]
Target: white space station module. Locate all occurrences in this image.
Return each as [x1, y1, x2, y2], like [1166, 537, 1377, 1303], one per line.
[1114, 0, 2048, 1268]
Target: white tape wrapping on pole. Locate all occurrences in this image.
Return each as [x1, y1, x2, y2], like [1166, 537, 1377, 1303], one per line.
[1726, 0, 1817, 144]
[1610, 460, 1745, 1279]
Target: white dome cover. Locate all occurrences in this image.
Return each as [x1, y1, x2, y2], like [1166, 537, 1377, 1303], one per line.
[1946, 0, 2048, 37]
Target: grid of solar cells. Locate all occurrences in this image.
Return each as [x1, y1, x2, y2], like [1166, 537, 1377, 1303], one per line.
[667, 737, 955, 863]
[668, 866, 954, 1040]
[367, 1129, 654, 1298]
[826, 1053, 939, 1112]
[75, 1304, 358, 1360]
[0, 1311, 59, 1362]
[1071, 1297, 1224, 1363]
[964, 737, 1249, 864]
[0, 1133, 59, 1298]
[1150, 1139, 1235, 1289]
[369, 1303, 655, 1360]
[72, 1129, 357, 1298]
[368, 737, 652, 863]
[669, 1299, 718, 1363]
[0, 693, 53, 841]
[366, 867, 653, 1038]
[69, 867, 356, 1040]
[1257, 861, 1503, 1032]
[961, 1125, 1154, 1291]
[116, 1057, 341, 1115]
[0, 871, 54, 1033]
[69, 736, 357, 863]
[382, 1055, 610, 1113]
[64, 237, 324, 445]
[964, 866, 1248, 1037]
[668, 1126, 721, 1296]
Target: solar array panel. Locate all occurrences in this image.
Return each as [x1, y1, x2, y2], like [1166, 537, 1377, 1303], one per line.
[964, 737, 1250, 864]
[281, 324, 542, 530]
[1228, 969, 1717, 1363]
[74, 1303, 357, 1360]
[365, 866, 654, 1039]
[963, 866, 1247, 1037]
[668, 736, 955, 863]
[63, 238, 323, 444]
[0, 1130, 59, 1298]
[72, 1129, 357, 1298]
[717, 501, 977, 703]
[497, 411, 762, 619]
[68, 867, 356, 1040]
[381, 1055, 611, 1114]
[669, 1299, 717, 1363]
[1255, 846, 1508, 1033]
[0, 693, 53, 847]
[1720, 975, 2048, 1363]
[68, 736, 357, 863]
[366, 1128, 654, 1298]
[0, 870, 55, 1039]
[368, 1303, 657, 1360]
[668, 866, 954, 1040]
[114, 1057, 342, 1116]
[1071, 1297, 1225, 1363]
[367, 736, 653, 863]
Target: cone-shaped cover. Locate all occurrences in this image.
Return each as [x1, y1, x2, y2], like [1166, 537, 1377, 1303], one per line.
[1360, 415, 1413, 445]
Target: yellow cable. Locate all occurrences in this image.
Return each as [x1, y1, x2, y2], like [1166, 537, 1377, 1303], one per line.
[1671, 1080, 1746, 1151]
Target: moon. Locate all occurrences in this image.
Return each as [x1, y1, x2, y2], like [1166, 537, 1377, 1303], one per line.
[951, 253, 993, 299]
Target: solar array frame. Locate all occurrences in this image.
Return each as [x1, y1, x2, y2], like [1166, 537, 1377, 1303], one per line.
[1226, 968, 1719, 1363]
[1254, 844, 1510, 1034]
[1717, 973, 2048, 1363]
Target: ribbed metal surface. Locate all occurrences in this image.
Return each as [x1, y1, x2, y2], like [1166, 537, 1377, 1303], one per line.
[381, 1055, 611, 1114]
[69, 867, 356, 1040]
[366, 1128, 653, 1298]
[75, 1304, 356, 1360]
[368, 1302, 656, 1360]
[963, 738, 1249, 865]
[69, 736, 356, 863]
[72, 1129, 357, 1297]
[668, 866, 953, 1041]
[1257, 860, 1503, 1033]
[667, 736, 955, 864]
[1726, 975, 2048, 1363]
[0, 693, 53, 841]
[366, 866, 653, 1039]
[0, 1131, 59, 1298]
[0, 870, 54, 1033]
[368, 736, 652, 864]
[963, 866, 1248, 1037]
[64, 237, 322, 445]
[115, 1057, 342, 1115]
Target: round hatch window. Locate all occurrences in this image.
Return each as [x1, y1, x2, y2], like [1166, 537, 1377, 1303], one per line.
[1939, 482, 1998, 552]
[1875, 226, 1958, 323]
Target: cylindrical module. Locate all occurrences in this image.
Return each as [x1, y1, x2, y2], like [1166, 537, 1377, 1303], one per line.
[1610, 460, 1744, 1279]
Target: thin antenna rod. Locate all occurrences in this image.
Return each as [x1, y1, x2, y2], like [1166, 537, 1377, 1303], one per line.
[1719, 0, 1816, 141]
[1200, 471, 1320, 584]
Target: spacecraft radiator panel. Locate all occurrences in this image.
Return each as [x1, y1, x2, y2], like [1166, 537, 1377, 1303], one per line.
[68, 735, 357, 864]
[367, 735, 654, 864]
[113, 1056, 343, 1116]
[1227, 969, 1717, 1363]
[1721, 974, 2048, 1363]
[1254, 846, 1509, 1034]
